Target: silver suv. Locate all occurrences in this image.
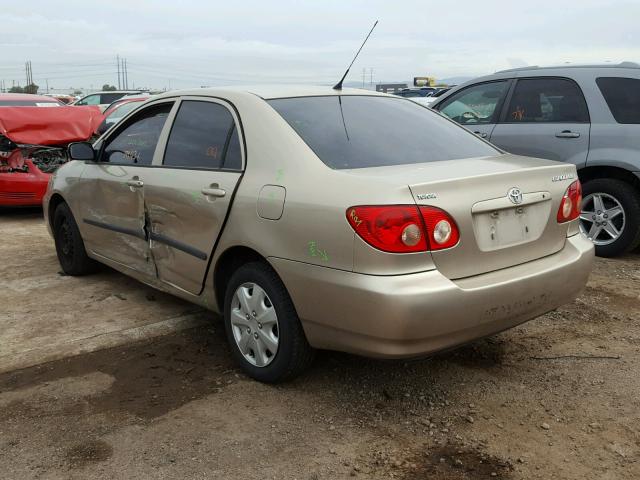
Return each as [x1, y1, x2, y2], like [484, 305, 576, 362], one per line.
[431, 62, 640, 257]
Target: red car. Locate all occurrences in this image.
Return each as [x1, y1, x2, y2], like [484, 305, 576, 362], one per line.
[0, 95, 102, 207]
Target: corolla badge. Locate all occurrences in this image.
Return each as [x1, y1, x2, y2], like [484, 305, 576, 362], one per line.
[507, 187, 523, 204]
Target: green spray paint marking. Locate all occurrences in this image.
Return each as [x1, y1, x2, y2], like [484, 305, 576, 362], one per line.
[308, 241, 329, 261]
[275, 168, 284, 182]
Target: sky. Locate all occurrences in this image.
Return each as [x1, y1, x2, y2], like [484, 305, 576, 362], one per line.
[1, 0, 639, 92]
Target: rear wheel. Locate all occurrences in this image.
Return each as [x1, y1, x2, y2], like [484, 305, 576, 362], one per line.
[580, 178, 640, 257]
[223, 261, 314, 383]
[53, 202, 97, 275]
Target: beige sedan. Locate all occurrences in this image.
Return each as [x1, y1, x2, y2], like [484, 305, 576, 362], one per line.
[44, 86, 594, 382]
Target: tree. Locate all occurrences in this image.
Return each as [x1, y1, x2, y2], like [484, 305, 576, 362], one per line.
[8, 86, 24, 93]
[72, 90, 83, 96]
[101, 84, 117, 91]
[23, 83, 39, 94]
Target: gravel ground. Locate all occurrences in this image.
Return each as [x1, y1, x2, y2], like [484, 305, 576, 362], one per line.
[0, 210, 638, 479]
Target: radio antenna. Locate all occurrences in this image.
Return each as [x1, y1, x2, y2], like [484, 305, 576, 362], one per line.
[333, 20, 378, 90]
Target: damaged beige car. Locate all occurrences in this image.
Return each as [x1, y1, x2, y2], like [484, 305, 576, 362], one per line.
[44, 86, 594, 382]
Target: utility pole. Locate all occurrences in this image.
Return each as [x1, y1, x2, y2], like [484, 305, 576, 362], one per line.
[46, 78, 49, 93]
[124, 58, 128, 89]
[117, 55, 121, 89]
[370, 68, 373, 85]
[362, 68, 366, 88]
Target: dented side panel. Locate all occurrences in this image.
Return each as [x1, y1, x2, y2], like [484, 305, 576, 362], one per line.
[77, 163, 155, 277]
[143, 168, 242, 294]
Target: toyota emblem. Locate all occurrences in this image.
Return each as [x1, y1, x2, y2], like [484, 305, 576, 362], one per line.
[508, 187, 523, 204]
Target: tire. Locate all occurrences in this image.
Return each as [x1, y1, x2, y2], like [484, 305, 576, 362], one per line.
[53, 202, 98, 275]
[223, 261, 315, 383]
[580, 178, 640, 257]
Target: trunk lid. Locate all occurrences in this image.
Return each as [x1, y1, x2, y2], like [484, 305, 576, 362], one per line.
[349, 154, 578, 279]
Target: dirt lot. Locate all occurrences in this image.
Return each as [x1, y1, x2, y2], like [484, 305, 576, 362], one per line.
[1, 210, 638, 479]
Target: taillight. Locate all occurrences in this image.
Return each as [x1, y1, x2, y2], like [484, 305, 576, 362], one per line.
[557, 180, 582, 223]
[346, 205, 460, 253]
[419, 206, 460, 250]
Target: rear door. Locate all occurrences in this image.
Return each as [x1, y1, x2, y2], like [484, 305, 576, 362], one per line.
[143, 98, 244, 294]
[490, 77, 591, 168]
[79, 101, 175, 276]
[434, 80, 511, 140]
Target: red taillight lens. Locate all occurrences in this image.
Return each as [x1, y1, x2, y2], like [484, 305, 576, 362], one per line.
[557, 180, 582, 223]
[346, 205, 428, 253]
[419, 206, 460, 250]
[346, 205, 460, 253]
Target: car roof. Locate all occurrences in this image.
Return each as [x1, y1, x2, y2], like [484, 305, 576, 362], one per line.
[152, 85, 388, 101]
[0, 93, 60, 102]
[496, 61, 640, 73]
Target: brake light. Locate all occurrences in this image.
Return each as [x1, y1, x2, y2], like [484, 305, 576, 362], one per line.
[346, 205, 460, 253]
[346, 205, 427, 253]
[556, 180, 582, 223]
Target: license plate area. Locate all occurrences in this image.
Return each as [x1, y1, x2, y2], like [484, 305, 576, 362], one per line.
[473, 204, 547, 251]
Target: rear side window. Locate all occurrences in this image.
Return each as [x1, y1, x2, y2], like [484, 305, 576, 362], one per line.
[163, 100, 241, 170]
[268, 96, 498, 170]
[103, 103, 173, 165]
[438, 81, 509, 125]
[596, 77, 640, 124]
[507, 78, 589, 123]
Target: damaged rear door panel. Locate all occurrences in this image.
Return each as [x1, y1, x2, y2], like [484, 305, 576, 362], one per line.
[143, 98, 244, 295]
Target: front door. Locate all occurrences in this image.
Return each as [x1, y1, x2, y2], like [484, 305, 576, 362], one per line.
[143, 98, 244, 294]
[435, 80, 511, 141]
[79, 102, 175, 276]
[489, 77, 591, 168]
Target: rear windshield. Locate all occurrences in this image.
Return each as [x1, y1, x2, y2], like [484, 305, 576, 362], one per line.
[596, 77, 640, 124]
[268, 95, 498, 169]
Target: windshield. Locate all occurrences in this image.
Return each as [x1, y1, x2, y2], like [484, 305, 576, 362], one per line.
[268, 95, 498, 169]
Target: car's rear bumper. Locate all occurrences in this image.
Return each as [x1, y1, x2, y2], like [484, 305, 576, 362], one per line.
[270, 234, 594, 358]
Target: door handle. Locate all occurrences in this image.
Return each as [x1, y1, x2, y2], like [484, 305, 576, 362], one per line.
[126, 179, 144, 188]
[473, 131, 488, 138]
[201, 187, 226, 198]
[555, 130, 580, 139]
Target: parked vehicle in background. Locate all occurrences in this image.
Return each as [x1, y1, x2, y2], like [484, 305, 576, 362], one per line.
[43, 93, 75, 104]
[0, 93, 62, 107]
[431, 62, 640, 256]
[73, 90, 146, 112]
[95, 97, 149, 135]
[0, 105, 102, 206]
[409, 87, 453, 107]
[394, 87, 435, 98]
[45, 86, 592, 382]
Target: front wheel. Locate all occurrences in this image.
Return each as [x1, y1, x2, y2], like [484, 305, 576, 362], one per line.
[53, 202, 98, 275]
[580, 178, 640, 257]
[223, 262, 315, 383]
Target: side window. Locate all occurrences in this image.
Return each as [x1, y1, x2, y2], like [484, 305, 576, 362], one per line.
[438, 81, 508, 125]
[163, 100, 242, 170]
[224, 125, 242, 170]
[507, 78, 589, 123]
[596, 77, 640, 124]
[103, 103, 173, 165]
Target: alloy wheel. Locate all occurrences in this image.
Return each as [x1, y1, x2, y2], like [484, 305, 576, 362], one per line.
[230, 282, 279, 367]
[580, 192, 625, 246]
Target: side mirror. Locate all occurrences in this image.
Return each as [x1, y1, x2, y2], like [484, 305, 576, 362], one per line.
[68, 142, 95, 161]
